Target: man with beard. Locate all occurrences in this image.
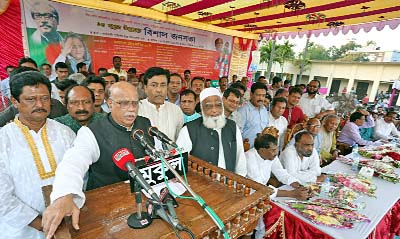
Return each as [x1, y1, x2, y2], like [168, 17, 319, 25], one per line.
[176, 88, 246, 176]
[82, 76, 106, 114]
[280, 131, 325, 185]
[0, 71, 75, 239]
[55, 85, 104, 133]
[139, 67, 184, 141]
[299, 79, 335, 119]
[42, 82, 155, 238]
[238, 82, 269, 148]
[282, 87, 305, 128]
[320, 114, 340, 165]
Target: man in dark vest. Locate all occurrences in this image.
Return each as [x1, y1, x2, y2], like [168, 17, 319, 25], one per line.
[176, 87, 246, 176]
[42, 82, 154, 237]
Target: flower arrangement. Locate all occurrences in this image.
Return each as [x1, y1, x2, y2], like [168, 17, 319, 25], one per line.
[308, 182, 360, 209]
[286, 201, 370, 228]
[331, 174, 377, 197]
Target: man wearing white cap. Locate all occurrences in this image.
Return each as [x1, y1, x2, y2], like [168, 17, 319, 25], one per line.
[176, 88, 247, 176]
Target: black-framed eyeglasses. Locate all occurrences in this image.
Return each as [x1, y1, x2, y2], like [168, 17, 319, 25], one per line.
[32, 13, 56, 20]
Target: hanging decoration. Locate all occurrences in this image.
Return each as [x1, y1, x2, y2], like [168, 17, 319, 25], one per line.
[327, 21, 345, 28]
[161, 1, 181, 11]
[198, 11, 212, 17]
[306, 13, 326, 24]
[284, 0, 306, 13]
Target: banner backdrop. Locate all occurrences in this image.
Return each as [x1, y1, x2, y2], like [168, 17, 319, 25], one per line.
[21, 0, 233, 78]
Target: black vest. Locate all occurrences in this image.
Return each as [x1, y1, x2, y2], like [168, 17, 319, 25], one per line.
[86, 114, 153, 190]
[186, 118, 237, 172]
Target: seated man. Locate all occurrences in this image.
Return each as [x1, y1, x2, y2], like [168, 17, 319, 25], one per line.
[281, 131, 324, 185]
[246, 129, 310, 239]
[55, 85, 104, 133]
[286, 118, 322, 153]
[179, 89, 201, 123]
[338, 111, 380, 148]
[282, 87, 305, 128]
[267, 97, 288, 150]
[0, 71, 75, 239]
[374, 111, 400, 140]
[222, 87, 242, 130]
[176, 88, 246, 176]
[320, 114, 340, 165]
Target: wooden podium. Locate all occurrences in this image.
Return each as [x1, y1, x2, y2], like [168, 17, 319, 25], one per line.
[55, 156, 271, 239]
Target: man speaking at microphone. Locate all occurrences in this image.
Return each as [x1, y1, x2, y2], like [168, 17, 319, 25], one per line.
[42, 82, 154, 238]
[176, 88, 247, 176]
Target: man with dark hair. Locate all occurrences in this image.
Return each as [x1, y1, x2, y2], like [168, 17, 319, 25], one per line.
[1, 66, 15, 99]
[139, 67, 184, 141]
[268, 97, 288, 149]
[0, 67, 68, 127]
[231, 74, 237, 83]
[40, 63, 52, 79]
[222, 87, 242, 130]
[246, 130, 309, 239]
[274, 88, 288, 99]
[257, 75, 267, 84]
[5, 65, 15, 76]
[219, 76, 228, 93]
[0, 71, 75, 239]
[190, 76, 205, 112]
[177, 88, 246, 176]
[100, 72, 119, 113]
[55, 85, 104, 133]
[180, 89, 201, 123]
[338, 111, 379, 147]
[263, 92, 272, 111]
[29, 2, 62, 45]
[166, 73, 182, 105]
[374, 111, 400, 140]
[108, 56, 127, 78]
[54, 62, 69, 83]
[42, 82, 155, 238]
[281, 131, 324, 185]
[82, 76, 106, 114]
[283, 87, 305, 128]
[54, 79, 77, 105]
[299, 79, 335, 118]
[238, 82, 269, 148]
[76, 62, 87, 75]
[284, 80, 291, 89]
[127, 67, 138, 85]
[97, 67, 107, 76]
[268, 76, 283, 97]
[230, 82, 246, 105]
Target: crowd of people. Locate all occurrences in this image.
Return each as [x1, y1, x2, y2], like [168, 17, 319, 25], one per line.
[0, 56, 399, 239]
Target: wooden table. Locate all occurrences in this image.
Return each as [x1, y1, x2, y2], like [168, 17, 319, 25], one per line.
[64, 156, 271, 239]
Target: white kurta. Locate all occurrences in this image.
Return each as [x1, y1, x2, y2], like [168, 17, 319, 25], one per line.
[245, 148, 298, 239]
[176, 125, 247, 177]
[0, 119, 75, 239]
[299, 93, 334, 118]
[280, 145, 321, 184]
[139, 99, 184, 141]
[373, 118, 400, 140]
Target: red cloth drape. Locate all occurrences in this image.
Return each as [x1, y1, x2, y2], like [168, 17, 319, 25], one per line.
[264, 201, 400, 239]
[0, 0, 24, 79]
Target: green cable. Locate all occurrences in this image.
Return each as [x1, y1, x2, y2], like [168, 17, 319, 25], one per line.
[159, 156, 230, 239]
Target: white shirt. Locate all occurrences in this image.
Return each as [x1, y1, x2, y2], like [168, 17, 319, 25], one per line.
[299, 93, 334, 118]
[176, 125, 247, 177]
[246, 148, 297, 186]
[280, 145, 321, 185]
[374, 118, 400, 140]
[0, 119, 75, 239]
[268, 112, 288, 150]
[228, 110, 243, 132]
[139, 99, 184, 141]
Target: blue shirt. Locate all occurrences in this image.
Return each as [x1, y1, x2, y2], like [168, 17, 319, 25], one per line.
[238, 102, 269, 148]
[184, 112, 201, 123]
[0, 77, 10, 99]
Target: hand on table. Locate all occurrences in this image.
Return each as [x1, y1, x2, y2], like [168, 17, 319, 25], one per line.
[291, 187, 310, 201]
[317, 174, 327, 183]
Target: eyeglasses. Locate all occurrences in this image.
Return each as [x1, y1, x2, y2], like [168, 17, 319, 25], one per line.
[32, 13, 56, 20]
[203, 102, 223, 111]
[110, 98, 139, 109]
[308, 124, 321, 128]
[68, 100, 92, 106]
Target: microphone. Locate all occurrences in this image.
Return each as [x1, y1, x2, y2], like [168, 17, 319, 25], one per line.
[133, 129, 162, 159]
[112, 148, 159, 201]
[112, 148, 156, 229]
[148, 126, 179, 148]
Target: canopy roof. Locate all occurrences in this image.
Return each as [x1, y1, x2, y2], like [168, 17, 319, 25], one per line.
[56, 0, 399, 38]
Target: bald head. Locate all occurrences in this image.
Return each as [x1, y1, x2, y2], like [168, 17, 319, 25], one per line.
[108, 82, 139, 128]
[306, 118, 321, 136]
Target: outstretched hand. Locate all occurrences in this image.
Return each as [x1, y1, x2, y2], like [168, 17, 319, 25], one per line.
[42, 194, 80, 239]
[61, 38, 73, 57]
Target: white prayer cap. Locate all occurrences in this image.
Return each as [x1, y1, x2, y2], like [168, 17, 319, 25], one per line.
[200, 88, 221, 103]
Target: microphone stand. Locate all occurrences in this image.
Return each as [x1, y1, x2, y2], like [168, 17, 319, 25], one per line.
[154, 149, 228, 237]
[127, 175, 153, 229]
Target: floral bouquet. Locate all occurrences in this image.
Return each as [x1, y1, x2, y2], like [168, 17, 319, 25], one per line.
[307, 182, 360, 209]
[285, 201, 370, 229]
[332, 174, 377, 197]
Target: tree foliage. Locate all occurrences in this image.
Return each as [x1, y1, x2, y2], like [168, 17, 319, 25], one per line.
[260, 40, 295, 72]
